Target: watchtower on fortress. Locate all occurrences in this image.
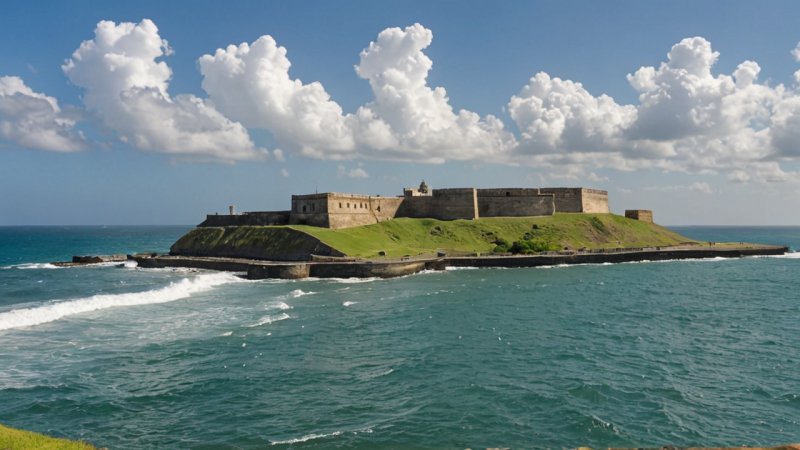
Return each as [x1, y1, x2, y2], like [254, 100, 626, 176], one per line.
[199, 182, 611, 230]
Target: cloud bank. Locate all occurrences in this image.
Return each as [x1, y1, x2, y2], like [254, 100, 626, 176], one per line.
[199, 23, 513, 162]
[2, 19, 800, 183]
[0, 76, 84, 151]
[62, 19, 262, 161]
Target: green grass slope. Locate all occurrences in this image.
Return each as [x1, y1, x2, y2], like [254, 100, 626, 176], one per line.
[0, 424, 97, 450]
[291, 214, 695, 258]
[170, 226, 343, 260]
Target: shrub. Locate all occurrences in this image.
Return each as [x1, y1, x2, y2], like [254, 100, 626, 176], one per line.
[509, 238, 555, 254]
[492, 238, 510, 253]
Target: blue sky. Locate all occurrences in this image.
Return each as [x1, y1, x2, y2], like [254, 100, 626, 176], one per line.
[1, 0, 799, 225]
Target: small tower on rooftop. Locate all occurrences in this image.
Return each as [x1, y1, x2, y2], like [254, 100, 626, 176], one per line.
[419, 180, 429, 194]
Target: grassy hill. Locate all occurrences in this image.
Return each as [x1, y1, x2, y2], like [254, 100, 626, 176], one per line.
[0, 424, 98, 450]
[172, 214, 695, 260]
[292, 214, 694, 258]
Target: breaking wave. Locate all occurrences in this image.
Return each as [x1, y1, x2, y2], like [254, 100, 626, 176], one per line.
[266, 301, 292, 311]
[270, 427, 372, 445]
[270, 430, 343, 445]
[0, 272, 242, 331]
[289, 289, 314, 298]
[753, 251, 800, 259]
[247, 313, 291, 327]
[2, 262, 61, 270]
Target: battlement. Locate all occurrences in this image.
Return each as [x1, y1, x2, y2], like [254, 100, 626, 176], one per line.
[200, 183, 614, 230]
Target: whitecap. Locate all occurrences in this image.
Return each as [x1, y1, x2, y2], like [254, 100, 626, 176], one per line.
[445, 266, 479, 271]
[0, 272, 243, 331]
[321, 277, 380, 284]
[5, 262, 61, 270]
[342, 301, 357, 307]
[753, 251, 800, 259]
[247, 313, 291, 328]
[266, 301, 292, 311]
[289, 289, 314, 298]
[270, 431, 343, 445]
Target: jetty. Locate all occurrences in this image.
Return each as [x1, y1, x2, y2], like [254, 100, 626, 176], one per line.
[131, 243, 789, 280]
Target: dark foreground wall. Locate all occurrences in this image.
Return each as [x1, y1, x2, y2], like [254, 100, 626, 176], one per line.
[446, 246, 788, 268]
[133, 245, 789, 280]
[200, 211, 290, 227]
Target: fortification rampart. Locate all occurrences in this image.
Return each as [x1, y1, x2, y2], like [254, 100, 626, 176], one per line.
[581, 189, 611, 213]
[198, 184, 612, 230]
[288, 193, 406, 229]
[200, 211, 290, 227]
[539, 188, 609, 213]
[625, 209, 653, 223]
[397, 188, 479, 220]
[477, 189, 555, 217]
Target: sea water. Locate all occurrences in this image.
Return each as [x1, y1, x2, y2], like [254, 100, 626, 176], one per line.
[0, 226, 798, 449]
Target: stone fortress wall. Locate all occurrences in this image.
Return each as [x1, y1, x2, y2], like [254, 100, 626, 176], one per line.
[199, 183, 612, 230]
[625, 209, 653, 223]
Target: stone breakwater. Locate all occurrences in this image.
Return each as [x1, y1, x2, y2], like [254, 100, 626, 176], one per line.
[131, 245, 790, 280]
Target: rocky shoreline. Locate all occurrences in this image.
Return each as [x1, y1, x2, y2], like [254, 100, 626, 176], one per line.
[127, 244, 790, 280]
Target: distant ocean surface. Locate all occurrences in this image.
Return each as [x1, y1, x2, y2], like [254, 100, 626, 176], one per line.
[0, 225, 798, 449]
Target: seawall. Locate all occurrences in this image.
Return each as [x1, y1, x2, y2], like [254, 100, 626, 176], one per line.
[131, 245, 789, 280]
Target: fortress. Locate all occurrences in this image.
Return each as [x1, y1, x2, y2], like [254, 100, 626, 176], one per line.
[200, 182, 612, 230]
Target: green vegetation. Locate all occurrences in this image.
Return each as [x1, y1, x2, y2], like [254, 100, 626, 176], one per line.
[170, 226, 339, 260]
[0, 424, 97, 450]
[291, 214, 694, 258]
[172, 214, 696, 260]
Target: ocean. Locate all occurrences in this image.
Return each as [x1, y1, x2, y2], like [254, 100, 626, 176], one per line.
[0, 225, 798, 449]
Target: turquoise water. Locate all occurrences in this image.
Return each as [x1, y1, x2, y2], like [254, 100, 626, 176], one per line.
[0, 226, 798, 449]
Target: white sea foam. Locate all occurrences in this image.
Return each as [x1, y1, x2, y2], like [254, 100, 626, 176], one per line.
[445, 266, 479, 271]
[266, 301, 292, 311]
[0, 272, 243, 331]
[220, 331, 233, 337]
[247, 313, 291, 327]
[753, 251, 800, 259]
[270, 430, 343, 445]
[289, 289, 314, 298]
[342, 301, 357, 307]
[4, 262, 61, 270]
[323, 277, 381, 284]
[123, 260, 138, 268]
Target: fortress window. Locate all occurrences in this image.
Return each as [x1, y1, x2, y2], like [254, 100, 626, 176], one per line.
[347, 203, 350, 208]
[377, 205, 381, 212]
[506, 191, 510, 196]
[302, 205, 307, 213]
[339, 202, 342, 209]
[312, 203, 315, 211]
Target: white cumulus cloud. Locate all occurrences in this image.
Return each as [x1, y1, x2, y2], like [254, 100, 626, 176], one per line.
[352, 24, 515, 162]
[509, 72, 636, 155]
[63, 19, 262, 161]
[198, 35, 354, 158]
[0, 76, 84, 151]
[506, 35, 799, 183]
[198, 23, 514, 163]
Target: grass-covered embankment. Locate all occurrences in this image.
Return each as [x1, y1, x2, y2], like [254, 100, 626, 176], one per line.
[170, 225, 343, 260]
[0, 424, 97, 450]
[293, 214, 693, 258]
[171, 214, 695, 260]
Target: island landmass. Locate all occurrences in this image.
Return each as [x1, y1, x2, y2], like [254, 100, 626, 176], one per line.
[124, 182, 789, 279]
